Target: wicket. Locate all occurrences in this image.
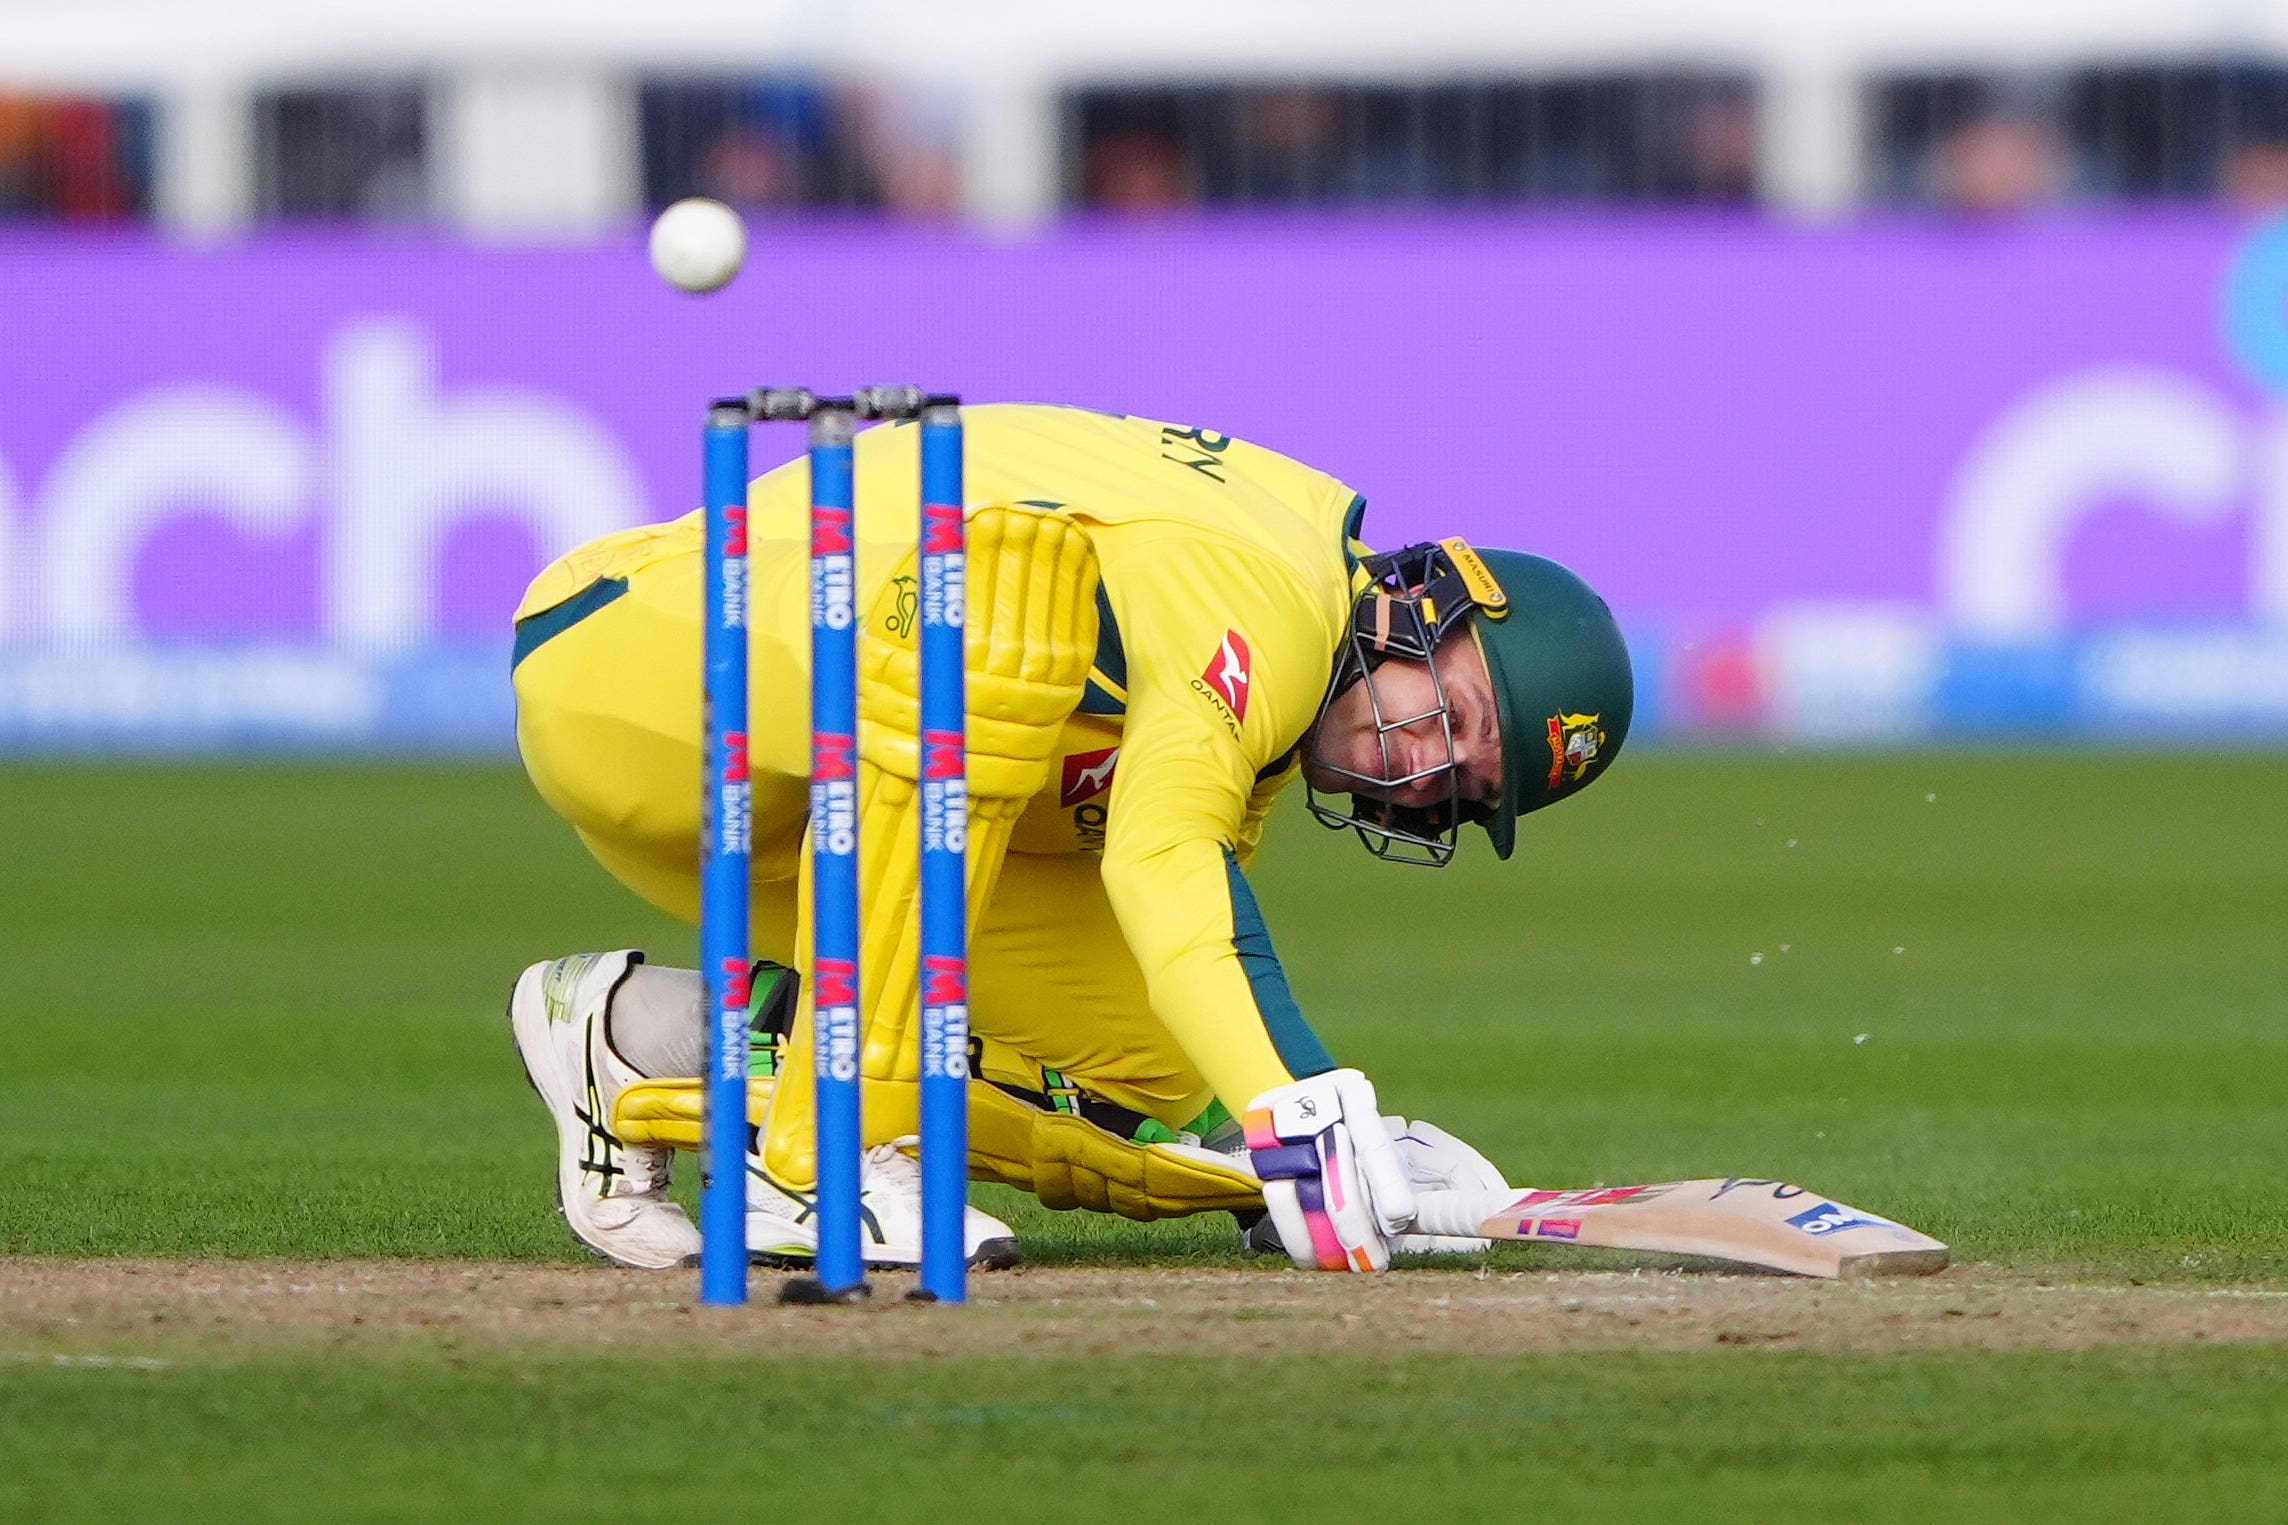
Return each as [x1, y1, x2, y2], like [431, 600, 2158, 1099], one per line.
[700, 386, 969, 1308]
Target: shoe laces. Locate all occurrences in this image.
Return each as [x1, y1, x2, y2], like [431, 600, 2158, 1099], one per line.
[609, 1143, 674, 1199]
[863, 1137, 923, 1195]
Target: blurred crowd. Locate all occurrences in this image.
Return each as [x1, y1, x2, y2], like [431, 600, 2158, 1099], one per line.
[0, 98, 147, 220]
[642, 79, 962, 218]
[1876, 65, 2288, 214]
[14, 62, 2288, 224]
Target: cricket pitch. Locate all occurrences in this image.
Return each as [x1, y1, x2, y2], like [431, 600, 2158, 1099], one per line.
[7, 1257, 2285, 1362]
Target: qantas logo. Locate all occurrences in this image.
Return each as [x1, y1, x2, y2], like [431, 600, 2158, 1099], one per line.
[1200, 630, 1252, 723]
[1059, 746, 1120, 807]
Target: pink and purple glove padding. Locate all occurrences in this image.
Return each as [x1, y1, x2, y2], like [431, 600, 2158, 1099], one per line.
[1242, 1069, 1419, 1273]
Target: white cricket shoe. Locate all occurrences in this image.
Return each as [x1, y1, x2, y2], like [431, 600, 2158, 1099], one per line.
[509, 951, 703, 1271]
[747, 1138, 1022, 1271]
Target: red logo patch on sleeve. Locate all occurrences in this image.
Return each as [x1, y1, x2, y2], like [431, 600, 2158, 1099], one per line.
[1059, 746, 1120, 807]
[1201, 630, 1252, 723]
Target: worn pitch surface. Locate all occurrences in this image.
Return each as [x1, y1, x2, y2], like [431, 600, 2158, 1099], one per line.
[8, 1257, 2288, 1357]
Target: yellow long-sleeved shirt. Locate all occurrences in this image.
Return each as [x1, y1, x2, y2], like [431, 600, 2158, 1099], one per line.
[519, 402, 1368, 1111]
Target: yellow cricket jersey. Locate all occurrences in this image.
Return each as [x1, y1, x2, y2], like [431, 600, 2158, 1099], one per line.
[517, 403, 1369, 1113]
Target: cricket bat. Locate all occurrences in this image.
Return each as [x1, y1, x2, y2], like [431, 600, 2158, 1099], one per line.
[1409, 1178, 1948, 1279]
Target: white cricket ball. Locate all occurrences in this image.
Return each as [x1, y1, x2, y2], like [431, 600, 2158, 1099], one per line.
[649, 197, 747, 294]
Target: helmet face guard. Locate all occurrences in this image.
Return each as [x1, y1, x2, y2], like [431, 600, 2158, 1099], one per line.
[1304, 539, 1500, 868]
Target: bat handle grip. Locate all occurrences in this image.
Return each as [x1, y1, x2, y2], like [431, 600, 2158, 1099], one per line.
[1407, 1188, 1521, 1239]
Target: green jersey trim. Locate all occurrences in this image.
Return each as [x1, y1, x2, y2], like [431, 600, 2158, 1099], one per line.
[511, 575, 629, 672]
[1221, 845, 1335, 1080]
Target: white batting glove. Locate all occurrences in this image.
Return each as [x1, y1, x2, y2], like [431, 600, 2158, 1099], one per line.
[1385, 1117, 1509, 1254]
[1243, 1069, 1417, 1272]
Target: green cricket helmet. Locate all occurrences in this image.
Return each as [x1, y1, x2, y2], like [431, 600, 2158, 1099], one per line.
[1467, 546, 1633, 857]
[1303, 538, 1632, 865]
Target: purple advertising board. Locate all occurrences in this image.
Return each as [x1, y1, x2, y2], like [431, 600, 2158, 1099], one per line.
[3, 214, 2286, 749]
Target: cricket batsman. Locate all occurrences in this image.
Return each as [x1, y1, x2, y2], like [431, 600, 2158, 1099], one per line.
[507, 403, 1631, 1273]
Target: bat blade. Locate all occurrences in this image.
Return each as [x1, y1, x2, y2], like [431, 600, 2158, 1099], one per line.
[1410, 1178, 1948, 1279]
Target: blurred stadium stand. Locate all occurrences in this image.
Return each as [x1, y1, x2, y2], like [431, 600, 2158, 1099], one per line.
[16, 0, 2288, 231]
[0, 95, 153, 221]
[1873, 63, 2288, 210]
[252, 85, 429, 221]
[1069, 77, 1759, 209]
[8, 0, 2288, 753]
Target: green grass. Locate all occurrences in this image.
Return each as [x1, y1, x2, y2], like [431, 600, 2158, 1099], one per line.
[1283, 751, 2288, 1283]
[4, 754, 2281, 1278]
[4, 766, 676, 1262]
[3, 754, 2285, 1518]
[4, 1347, 2286, 1523]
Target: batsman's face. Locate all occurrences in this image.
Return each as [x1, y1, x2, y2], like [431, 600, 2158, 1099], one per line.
[1303, 631, 1503, 810]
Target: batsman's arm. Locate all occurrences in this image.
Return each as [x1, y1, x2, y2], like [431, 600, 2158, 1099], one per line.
[1093, 542, 1343, 1110]
[1094, 541, 1443, 1271]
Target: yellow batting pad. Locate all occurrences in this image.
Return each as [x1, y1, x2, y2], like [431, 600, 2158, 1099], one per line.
[618, 1074, 1263, 1221]
[1030, 1112, 1264, 1219]
[760, 507, 1102, 1192]
[610, 1077, 725, 1147]
[858, 506, 1102, 797]
[964, 1083, 1262, 1221]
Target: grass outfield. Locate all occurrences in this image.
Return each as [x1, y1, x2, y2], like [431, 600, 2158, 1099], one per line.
[5, 1347, 2286, 1524]
[3, 753, 2284, 1516]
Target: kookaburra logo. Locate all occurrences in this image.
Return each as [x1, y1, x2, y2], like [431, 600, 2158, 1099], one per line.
[1298, 1098, 1318, 1119]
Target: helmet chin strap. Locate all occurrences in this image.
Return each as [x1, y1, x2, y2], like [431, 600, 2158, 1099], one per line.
[1304, 540, 1498, 868]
